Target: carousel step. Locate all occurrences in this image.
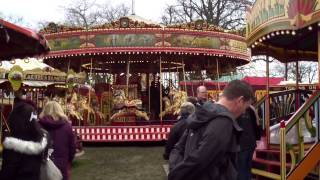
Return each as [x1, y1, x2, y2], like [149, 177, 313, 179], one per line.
[251, 168, 281, 179]
[253, 157, 291, 167]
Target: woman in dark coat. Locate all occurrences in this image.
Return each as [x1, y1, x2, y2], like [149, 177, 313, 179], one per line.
[0, 99, 47, 180]
[39, 101, 76, 180]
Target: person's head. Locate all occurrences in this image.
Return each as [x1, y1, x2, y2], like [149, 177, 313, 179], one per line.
[40, 101, 68, 121]
[9, 101, 42, 141]
[196, 86, 207, 101]
[180, 102, 195, 116]
[43, 96, 50, 106]
[217, 80, 254, 119]
[186, 96, 198, 105]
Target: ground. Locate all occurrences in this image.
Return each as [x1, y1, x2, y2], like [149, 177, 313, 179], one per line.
[71, 145, 167, 180]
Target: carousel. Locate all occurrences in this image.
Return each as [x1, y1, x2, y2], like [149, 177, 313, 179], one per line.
[246, 0, 320, 179]
[41, 15, 250, 142]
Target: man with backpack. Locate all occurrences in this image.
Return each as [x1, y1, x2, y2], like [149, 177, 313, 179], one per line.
[168, 80, 254, 180]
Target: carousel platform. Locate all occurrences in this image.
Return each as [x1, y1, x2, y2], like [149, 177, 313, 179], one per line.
[73, 124, 171, 142]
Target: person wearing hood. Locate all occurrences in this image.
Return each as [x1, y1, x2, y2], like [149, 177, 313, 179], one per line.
[39, 101, 76, 180]
[163, 102, 195, 160]
[0, 99, 47, 180]
[168, 80, 254, 180]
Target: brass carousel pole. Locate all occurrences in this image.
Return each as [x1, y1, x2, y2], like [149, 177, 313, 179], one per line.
[318, 29, 320, 87]
[285, 61, 288, 81]
[66, 59, 71, 114]
[316, 29, 320, 175]
[182, 59, 187, 93]
[88, 58, 93, 111]
[78, 59, 82, 126]
[266, 54, 270, 147]
[176, 64, 179, 90]
[159, 56, 163, 123]
[216, 58, 220, 92]
[295, 60, 299, 109]
[126, 58, 130, 97]
[148, 73, 151, 113]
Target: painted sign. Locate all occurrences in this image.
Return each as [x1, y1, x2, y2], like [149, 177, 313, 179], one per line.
[8, 65, 23, 91]
[47, 30, 248, 56]
[247, 0, 286, 35]
[48, 37, 81, 51]
[95, 34, 158, 47]
[247, 0, 320, 38]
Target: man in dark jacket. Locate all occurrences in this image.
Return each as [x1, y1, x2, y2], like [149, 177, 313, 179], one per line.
[163, 102, 195, 160]
[168, 80, 254, 180]
[237, 105, 261, 180]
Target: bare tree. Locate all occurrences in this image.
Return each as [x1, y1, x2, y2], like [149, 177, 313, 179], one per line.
[271, 61, 317, 83]
[0, 12, 28, 26]
[161, 0, 254, 29]
[62, 0, 130, 29]
[99, 3, 131, 23]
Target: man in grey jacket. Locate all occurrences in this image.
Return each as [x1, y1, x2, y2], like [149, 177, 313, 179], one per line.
[168, 80, 254, 180]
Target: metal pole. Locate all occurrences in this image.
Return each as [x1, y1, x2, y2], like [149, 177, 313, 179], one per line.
[216, 58, 220, 91]
[266, 55, 270, 147]
[159, 57, 163, 123]
[148, 73, 151, 113]
[280, 120, 286, 180]
[318, 29, 320, 88]
[285, 62, 288, 81]
[296, 61, 299, 109]
[126, 59, 130, 97]
[88, 58, 92, 113]
[182, 59, 187, 92]
[66, 59, 71, 114]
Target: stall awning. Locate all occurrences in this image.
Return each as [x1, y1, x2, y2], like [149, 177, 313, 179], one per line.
[0, 18, 50, 60]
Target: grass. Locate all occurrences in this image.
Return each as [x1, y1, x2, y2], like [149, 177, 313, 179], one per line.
[71, 145, 167, 180]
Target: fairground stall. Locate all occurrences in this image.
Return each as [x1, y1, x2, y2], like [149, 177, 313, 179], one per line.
[0, 18, 49, 59]
[41, 15, 250, 142]
[0, 18, 50, 151]
[246, 0, 320, 179]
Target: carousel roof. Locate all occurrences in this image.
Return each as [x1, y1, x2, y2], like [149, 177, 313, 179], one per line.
[0, 58, 51, 71]
[0, 19, 50, 60]
[246, 0, 320, 62]
[41, 16, 250, 74]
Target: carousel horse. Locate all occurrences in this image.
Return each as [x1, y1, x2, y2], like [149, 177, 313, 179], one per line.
[67, 92, 83, 121]
[111, 89, 149, 121]
[160, 89, 187, 117]
[77, 95, 105, 123]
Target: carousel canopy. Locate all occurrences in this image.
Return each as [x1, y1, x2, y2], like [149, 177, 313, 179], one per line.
[0, 58, 68, 87]
[0, 18, 50, 60]
[246, 0, 320, 62]
[41, 16, 250, 74]
[0, 58, 51, 71]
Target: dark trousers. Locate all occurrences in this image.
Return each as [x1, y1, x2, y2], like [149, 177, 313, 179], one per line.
[237, 148, 255, 180]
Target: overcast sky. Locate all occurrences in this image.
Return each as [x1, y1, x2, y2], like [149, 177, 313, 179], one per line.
[0, 0, 172, 29]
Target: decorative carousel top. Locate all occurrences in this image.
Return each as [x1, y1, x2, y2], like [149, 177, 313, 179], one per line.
[246, 0, 320, 62]
[42, 15, 250, 74]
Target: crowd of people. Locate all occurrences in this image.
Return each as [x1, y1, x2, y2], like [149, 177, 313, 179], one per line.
[164, 80, 261, 180]
[0, 91, 76, 180]
[0, 79, 260, 180]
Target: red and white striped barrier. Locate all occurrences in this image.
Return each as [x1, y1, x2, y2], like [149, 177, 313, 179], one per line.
[73, 125, 172, 142]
